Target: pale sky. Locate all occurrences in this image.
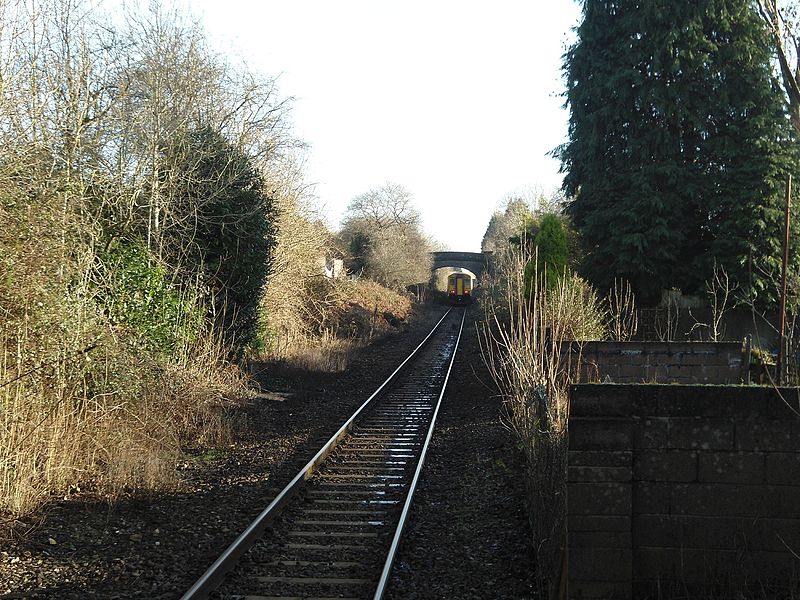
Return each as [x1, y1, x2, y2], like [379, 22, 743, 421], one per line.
[190, 1, 582, 252]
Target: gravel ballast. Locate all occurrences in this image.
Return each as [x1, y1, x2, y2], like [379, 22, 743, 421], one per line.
[385, 308, 536, 599]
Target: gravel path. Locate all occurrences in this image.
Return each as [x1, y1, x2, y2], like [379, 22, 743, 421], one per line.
[0, 303, 534, 599]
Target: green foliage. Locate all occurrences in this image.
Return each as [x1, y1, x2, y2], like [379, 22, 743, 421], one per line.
[519, 213, 570, 298]
[559, 0, 799, 306]
[505, 207, 580, 272]
[523, 258, 537, 302]
[535, 214, 568, 290]
[97, 241, 200, 355]
[162, 126, 278, 358]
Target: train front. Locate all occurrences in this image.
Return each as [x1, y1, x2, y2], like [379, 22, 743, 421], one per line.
[447, 274, 472, 304]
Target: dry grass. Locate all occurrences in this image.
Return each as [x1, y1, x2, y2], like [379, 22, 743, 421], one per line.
[160, 332, 255, 447]
[283, 333, 365, 373]
[263, 266, 413, 371]
[0, 314, 253, 516]
[479, 249, 605, 597]
[258, 192, 331, 356]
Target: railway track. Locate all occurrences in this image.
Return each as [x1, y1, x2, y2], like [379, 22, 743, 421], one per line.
[182, 307, 467, 600]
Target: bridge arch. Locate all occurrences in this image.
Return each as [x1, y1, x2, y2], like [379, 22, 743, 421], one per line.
[430, 251, 493, 281]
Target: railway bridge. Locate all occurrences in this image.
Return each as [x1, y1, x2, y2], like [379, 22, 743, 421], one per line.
[430, 251, 493, 280]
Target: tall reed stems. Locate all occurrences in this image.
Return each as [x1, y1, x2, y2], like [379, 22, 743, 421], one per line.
[480, 249, 577, 597]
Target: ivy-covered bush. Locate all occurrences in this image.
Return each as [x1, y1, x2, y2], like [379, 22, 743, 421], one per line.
[97, 241, 200, 355]
[161, 127, 278, 359]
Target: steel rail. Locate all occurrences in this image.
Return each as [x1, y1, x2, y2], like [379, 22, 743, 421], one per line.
[373, 307, 466, 599]
[180, 308, 453, 600]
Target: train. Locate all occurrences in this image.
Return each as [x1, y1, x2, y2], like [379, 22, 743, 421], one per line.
[447, 272, 473, 304]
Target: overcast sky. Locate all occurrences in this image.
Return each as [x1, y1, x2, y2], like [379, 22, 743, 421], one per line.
[188, 1, 583, 252]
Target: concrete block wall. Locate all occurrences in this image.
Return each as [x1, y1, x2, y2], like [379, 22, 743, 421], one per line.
[562, 341, 746, 384]
[568, 384, 800, 599]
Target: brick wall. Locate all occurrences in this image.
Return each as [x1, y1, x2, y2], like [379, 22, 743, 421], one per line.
[568, 384, 800, 599]
[562, 341, 746, 384]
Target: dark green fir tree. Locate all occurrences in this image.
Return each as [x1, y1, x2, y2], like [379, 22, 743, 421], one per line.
[534, 213, 569, 290]
[559, 0, 798, 305]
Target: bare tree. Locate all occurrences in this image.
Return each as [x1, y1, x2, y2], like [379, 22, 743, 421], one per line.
[0, 0, 118, 169]
[757, 0, 800, 133]
[368, 225, 433, 288]
[343, 183, 420, 231]
[481, 197, 533, 252]
[481, 189, 569, 255]
[340, 183, 432, 288]
[0, 0, 298, 259]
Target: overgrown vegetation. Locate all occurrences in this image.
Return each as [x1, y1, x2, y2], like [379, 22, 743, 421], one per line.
[257, 179, 417, 371]
[479, 207, 611, 592]
[476, 1, 800, 595]
[0, 0, 425, 520]
[481, 196, 534, 253]
[264, 274, 414, 372]
[480, 245, 607, 597]
[0, 0, 292, 517]
[160, 126, 278, 359]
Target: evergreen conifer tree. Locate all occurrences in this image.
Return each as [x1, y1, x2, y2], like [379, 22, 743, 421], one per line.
[523, 213, 570, 299]
[559, 0, 798, 305]
[534, 214, 569, 290]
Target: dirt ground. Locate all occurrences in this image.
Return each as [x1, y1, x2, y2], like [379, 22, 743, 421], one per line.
[0, 302, 535, 599]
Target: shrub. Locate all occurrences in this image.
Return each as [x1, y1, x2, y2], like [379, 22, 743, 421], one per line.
[161, 126, 278, 359]
[0, 0, 287, 519]
[260, 271, 413, 369]
[548, 273, 607, 341]
[95, 241, 201, 355]
[524, 213, 569, 295]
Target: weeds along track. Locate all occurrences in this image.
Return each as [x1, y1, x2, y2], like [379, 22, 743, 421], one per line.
[182, 307, 467, 600]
